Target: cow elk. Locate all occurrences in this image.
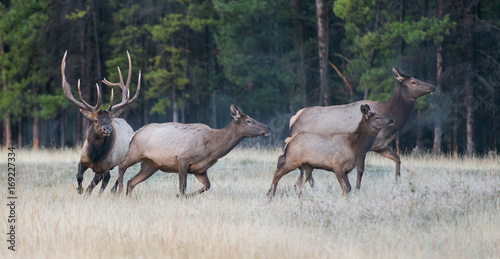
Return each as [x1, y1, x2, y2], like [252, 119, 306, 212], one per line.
[268, 104, 394, 198]
[61, 50, 141, 194]
[113, 105, 271, 198]
[289, 67, 436, 187]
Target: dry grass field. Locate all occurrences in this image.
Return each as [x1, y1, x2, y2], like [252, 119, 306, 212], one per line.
[1, 147, 499, 258]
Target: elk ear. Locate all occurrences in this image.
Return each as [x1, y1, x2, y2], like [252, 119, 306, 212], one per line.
[80, 109, 94, 119]
[360, 104, 372, 118]
[230, 104, 244, 120]
[392, 67, 405, 82]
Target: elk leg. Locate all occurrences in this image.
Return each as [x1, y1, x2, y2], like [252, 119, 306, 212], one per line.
[297, 171, 316, 189]
[294, 165, 313, 196]
[114, 152, 144, 194]
[177, 162, 189, 198]
[113, 161, 132, 194]
[86, 173, 104, 194]
[186, 172, 211, 197]
[99, 171, 111, 194]
[375, 146, 401, 181]
[267, 166, 294, 199]
[333, 168, 351, 195]
[126, 159, 158, 196]
[76, 162, 87, 194]
[355, 154, 366, 189]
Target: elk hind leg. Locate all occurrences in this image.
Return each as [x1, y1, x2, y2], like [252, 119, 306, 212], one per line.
[186, 171, 211, 198]
[267, 160, 297, 198]
[294, 165, 313, 196]
[375, 146, 401, 181]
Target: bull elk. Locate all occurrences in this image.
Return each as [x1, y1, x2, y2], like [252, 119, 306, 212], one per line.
[289, 67, 436, 187]
[113, 105, 271, 198]
[61, 50, 141, 194]
[268, 104, 394, 198]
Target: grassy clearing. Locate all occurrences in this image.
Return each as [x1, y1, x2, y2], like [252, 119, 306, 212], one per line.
[1, 147, 499, 258]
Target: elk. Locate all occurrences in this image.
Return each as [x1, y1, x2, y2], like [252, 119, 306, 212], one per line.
[289, 67, 436, 187]
[112, 105, 271, 197]
[61, 50, 141, 194]
[267, 104, 394, 198]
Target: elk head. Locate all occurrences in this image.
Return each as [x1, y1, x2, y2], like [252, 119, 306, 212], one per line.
[392, 67, 437, 101]
[230, 104, 271, 137]
[61, 51, 141, 139]
[360, 104, 394, 131]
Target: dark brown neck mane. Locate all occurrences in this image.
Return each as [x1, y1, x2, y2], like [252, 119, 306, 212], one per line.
[86, 125, 116, 163]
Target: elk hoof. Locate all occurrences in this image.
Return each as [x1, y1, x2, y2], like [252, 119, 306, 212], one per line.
[76, 187, 84, 194]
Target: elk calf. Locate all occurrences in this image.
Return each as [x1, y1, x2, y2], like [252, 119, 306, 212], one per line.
[61, 51, 140, 194]
[267, 104, 393, 198]
[114, 105, 271, 197]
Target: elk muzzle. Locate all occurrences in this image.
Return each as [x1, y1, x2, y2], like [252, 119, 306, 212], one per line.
[262, 126, 271, 137]
[103, 125, 112, 137]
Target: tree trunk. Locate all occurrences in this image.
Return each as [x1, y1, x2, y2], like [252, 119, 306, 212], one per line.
[17, 118, 22, 148]
[315, 0, 329, 106]
[464, 0, 476, 158]
[3, 117, 11, 147]
[33, 115, 39, 150]
[90, 0, 103, 104]
[433, 0, 444, 155]
[414, 110, 422, 153]
[291, 0, 307, 108]
[61, 113, 66, 147]
[399, 0, 406, 57]
[452, 105, 458, 158]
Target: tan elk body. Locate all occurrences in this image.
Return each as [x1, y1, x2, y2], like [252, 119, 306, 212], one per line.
[268, 104, 394, 197]
[289, 67, 436, 186]
[115, 105, 271, 197]
[61, 51, 140, 194]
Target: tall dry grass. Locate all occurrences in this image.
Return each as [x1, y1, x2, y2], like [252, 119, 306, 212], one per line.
[1, 147, 499, 258]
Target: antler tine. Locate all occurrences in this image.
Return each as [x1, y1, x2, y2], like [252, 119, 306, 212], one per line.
[61, 51, 97, 111]
[107, 88, 114, 111]
[104, 50, 141, 112]
[77, 80, 100, 110]
[125, 50, 132, 89]
[127, 70, 141, 104]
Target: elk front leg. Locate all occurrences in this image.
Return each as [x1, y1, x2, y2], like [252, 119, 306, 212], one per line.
[99, 170, 111, 194]
[76, 162, 88, 194]
[126, 159, 158, 196]
[177, 162, 189, 198]
[86, 173, 104, 194]
[112, 157, 137, 194]
[186, 171, 211, 197]
[375, 146, 401, 181]
[355, 154, 366, 189]
[333, 168, 351, 195]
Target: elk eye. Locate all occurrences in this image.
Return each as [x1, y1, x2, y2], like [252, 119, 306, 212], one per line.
[246, 120, 252, 124]
[376, 117, 381, 120]
[412, 81, 417, 85]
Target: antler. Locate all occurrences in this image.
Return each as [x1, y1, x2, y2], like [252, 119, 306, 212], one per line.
[102, 50, 141, 112]
[61, 51, 100, 111]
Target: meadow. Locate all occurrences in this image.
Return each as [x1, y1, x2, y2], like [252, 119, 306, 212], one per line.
[1, 147, 499, 258]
